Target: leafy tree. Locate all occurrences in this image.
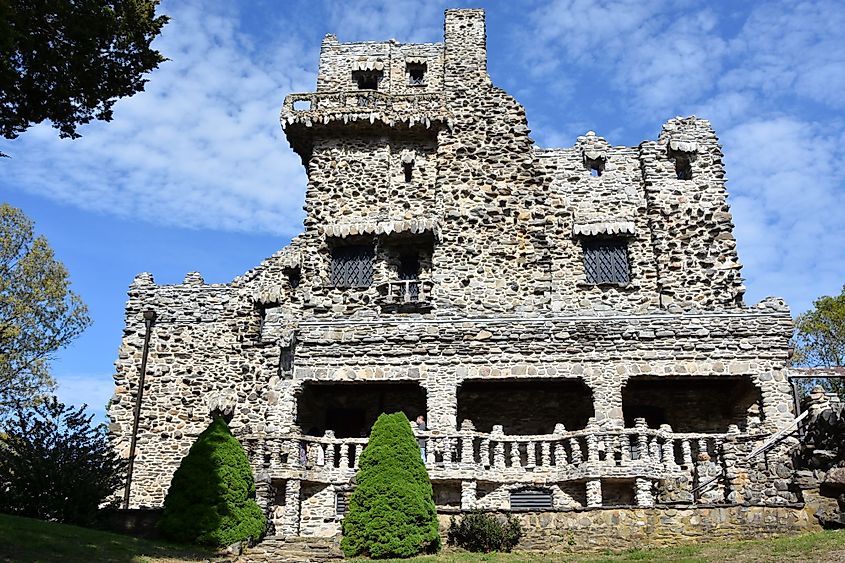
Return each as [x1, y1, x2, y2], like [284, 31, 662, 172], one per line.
[0, 203, 91, 409]
[341, 412, 440, 559]
[0, 396, 126, 525]
[0, 0, 168, 147]
[793, 285, 845, 397]
[158, 417, 266, 547]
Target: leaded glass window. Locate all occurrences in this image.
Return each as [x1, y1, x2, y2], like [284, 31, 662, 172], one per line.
[583, 238, 630, 284]
[331, 244, 374, 288]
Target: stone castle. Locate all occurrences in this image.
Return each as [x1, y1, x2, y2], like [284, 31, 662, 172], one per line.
[110, 9, 820, 550]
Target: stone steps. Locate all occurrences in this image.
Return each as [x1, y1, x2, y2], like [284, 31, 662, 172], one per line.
[238, 536, 344, 562]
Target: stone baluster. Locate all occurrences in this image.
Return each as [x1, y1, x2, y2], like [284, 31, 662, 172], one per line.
[541, 441, 551, 467]
[353, 443, 363, 469]
[510, 441, 521, 468]
[554, 441, 566, 467]
[426, 437, 436, 466]
[481, 437, 491, 468]
[460, 420, 475, 465]
[525, 441, 536, 469]
[340, 443, 351, 469]
[635, 418, 650, 462]
[324, 431, 335, 468]
[660, 425, 676, 467]
[586, 433, 598, 463]
[493, 441, 505, 469]
[586, 479, 602, 508]
[681, 439, 692, 467]
[449, 437, 458, 465]
[461, 480, 477, 510]
[649, 436, 660, 461]
[569, 437, 582, 465]
[621, 433, 632, 462]
[282, 479, 301, 536]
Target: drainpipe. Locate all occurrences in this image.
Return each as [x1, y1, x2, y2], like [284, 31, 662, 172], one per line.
[123, 310, 156, 509]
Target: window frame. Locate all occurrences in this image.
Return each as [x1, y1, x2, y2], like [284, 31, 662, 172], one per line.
[330, 243, 375, 288]
[581, 237, 632, 285]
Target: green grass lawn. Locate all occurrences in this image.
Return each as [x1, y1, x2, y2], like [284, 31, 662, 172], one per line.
[0, 513, 211, 563]
[2, 512, 845, 562]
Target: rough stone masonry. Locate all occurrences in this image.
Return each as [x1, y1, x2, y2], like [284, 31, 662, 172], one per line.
[110, 8, 820, 548]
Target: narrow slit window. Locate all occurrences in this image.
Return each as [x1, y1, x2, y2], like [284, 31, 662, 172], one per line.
[336, 492, 349, 517]
[286, 267, 301, 289]
[583, 238, 630, 284]
[403, 162, 413, 182]
[281, 344, 294, 373]
[330, 244, 374, 288]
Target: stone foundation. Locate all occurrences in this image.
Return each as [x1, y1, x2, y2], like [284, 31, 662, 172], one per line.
[436, 505, 823, 552]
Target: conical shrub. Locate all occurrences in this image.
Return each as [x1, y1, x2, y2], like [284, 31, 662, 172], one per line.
[341, 411, 440, 558]
[158, 416, 266, 546]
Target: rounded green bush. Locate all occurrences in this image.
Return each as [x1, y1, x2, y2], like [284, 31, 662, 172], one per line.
[158, 416, 266, 546]
[341, 412, 440, 559]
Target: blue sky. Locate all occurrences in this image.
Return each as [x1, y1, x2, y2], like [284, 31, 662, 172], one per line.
[1, 0, 844, 422]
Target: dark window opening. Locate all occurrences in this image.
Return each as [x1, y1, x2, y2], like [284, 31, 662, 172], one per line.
[674, 156, 692, 180]
[336, 492, 349, 517]
[586, 157, 605, 177]
[399, 252, 420, 280]
[510, 488, 553, 510]
[281, 344, 294, 373]
[285, 267, 301, 289]
[407, 63, 426, 85]
[330, 244, 374, 288]
[583, 238, 630, 284]
[352, 70, 381, 90]
[403, 162, 413, 182]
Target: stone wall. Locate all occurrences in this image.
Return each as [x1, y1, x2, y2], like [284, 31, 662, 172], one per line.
[109, 8, 801, 544]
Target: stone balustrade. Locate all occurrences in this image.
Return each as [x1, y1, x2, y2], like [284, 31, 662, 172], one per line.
[243, 423, 761, 490]
[376, 280, 434, 310]
[281, 91, 451, 129]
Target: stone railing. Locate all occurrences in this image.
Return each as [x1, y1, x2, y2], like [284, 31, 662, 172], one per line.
[281, 91, 451, 129]
[244, 423, 758, 488]
[376, 280, 434, 310]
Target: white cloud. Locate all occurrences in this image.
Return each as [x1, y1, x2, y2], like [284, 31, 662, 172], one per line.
[326, 0, 449, 43]
[55, 373, 116, 423]
[0, 0, 315, 236]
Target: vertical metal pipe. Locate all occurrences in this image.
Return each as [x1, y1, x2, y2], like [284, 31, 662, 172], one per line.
[123, 310, 156, 509]
[790, 378, 803, 439]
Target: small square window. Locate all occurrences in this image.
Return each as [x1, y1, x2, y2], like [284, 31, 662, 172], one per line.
[330, 244, 374, 288]
[407, 63, 426, 86]
[583, 238, 630, 284]
[674, 156, 692, 180]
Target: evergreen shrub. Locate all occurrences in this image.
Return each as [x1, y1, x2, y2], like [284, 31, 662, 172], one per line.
[341, 411, 440, 558]
[448, 511, 522, 553]
[158, 416, 265, 546]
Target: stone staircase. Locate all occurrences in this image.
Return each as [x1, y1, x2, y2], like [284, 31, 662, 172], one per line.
[238, 536, 344, 562]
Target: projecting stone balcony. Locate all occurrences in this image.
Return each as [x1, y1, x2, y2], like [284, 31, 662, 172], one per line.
[244, 422, 764, 505]
[281, 91, 451, 131]
[375, 279, 434, 312]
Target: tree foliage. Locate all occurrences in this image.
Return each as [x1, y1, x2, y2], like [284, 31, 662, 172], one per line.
[158, 417, 266, 547]
[0, 0, 168, 144]
[341, 411, 440, 559]
[793, 285, 845, 397]
[0, 396, 126, 525]
[0, 204, 91, 409]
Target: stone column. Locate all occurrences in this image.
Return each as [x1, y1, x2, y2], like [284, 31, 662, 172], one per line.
[586, 479, 602, 508]
[424, 375, 458, 431]
[281, 479, 301, 537]
[461, 480, 477, 510]
[591, 376, 624, 428]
